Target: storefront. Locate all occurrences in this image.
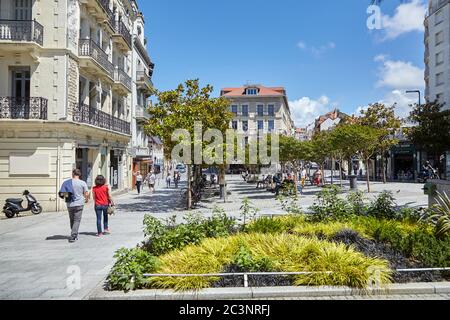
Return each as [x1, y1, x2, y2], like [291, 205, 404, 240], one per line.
[391, 143, 417, 182]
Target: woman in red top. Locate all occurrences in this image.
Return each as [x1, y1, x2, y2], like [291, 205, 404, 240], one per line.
[92, 175, 114, 236]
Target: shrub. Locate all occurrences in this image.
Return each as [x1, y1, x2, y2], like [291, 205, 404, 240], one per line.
[107, 248, 159, 292]
[142, 211, 236, 256]
[240, 198, 260, 230]
[150, 234, 391, 291]
[308, 185, 349, 222]
[231, 243, 275, 272]
[427, 192, 450, 239]
[346, 190, 367, 216]
[246, 217, 285, 234]
[367, 191, 397, 219]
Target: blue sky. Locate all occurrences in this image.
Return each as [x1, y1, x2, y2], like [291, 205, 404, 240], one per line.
[138, 0, 427, 126]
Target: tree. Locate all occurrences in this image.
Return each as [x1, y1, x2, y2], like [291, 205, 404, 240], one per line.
[331, 124, 382, 192]
[359, 103, 401, 183]
[144, 79, 233, 208]
[408, 102, 450, 177]
[279, 136, 312, 190]
[309, 131, 333, 186]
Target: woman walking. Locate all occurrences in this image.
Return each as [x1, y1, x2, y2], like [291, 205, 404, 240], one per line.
[134, 171, 143, 194]
[92, 175, 113, 237]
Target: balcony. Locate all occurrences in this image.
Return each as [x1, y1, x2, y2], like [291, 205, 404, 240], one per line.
[136, 70, 153, 94]
[78, 39, 114, 82]
[80, 0, 113, 25]
[72, 103, 130, 135]
[0, 97, 48, 120]
[112, 20, 132, 52]
[113, 68, 132, 96]
[135, 106, 151, 123]
[0, 20, 43, 50]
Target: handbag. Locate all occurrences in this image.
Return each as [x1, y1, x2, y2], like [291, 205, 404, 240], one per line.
[107, 204, 115, 215]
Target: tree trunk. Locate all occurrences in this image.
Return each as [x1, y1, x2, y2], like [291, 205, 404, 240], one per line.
[382, 154, 387, 184]
[321, 164, 325, 186]
[331, 157, 334, 185]
[187, 165, 192, 209]
[339, 156, 343, 188]
[366, 159, 371, 193]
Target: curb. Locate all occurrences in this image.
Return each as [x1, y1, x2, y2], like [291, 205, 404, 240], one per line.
[88, 282, 450, 300]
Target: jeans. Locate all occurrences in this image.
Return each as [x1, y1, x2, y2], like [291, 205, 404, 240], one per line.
[136, 181, 142, 194]
[95, 205, 109, 234]
[68, 206, 84, 238]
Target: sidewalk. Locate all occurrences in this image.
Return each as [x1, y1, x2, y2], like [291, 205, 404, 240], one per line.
[0, 185, 182, 300]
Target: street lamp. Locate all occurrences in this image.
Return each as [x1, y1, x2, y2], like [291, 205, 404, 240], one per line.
[406, 90, 422, 106]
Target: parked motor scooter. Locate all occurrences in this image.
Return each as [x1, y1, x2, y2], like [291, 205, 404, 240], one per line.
[3, 190, 42, 218]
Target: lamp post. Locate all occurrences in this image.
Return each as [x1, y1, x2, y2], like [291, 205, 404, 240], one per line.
[406, 90, 422, 106]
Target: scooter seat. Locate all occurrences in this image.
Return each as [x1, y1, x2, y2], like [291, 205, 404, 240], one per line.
[6, 199, 23, 204]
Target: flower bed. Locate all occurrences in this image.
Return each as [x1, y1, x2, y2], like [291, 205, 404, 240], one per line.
[106, 189, 450, 292]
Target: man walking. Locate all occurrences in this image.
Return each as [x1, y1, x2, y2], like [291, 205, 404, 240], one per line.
[60, 169, 89, 243]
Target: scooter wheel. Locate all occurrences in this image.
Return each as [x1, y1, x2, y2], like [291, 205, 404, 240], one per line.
[31, 204, 43, 215]
[4, 210, 15, 219]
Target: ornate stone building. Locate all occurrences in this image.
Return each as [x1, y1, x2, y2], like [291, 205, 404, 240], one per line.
[0, 0, 153, 211]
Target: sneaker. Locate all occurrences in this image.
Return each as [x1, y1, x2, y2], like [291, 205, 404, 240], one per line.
[69, 236, 78, 243]
[97, 233, 103, 237]
[104, 229, 110, 234]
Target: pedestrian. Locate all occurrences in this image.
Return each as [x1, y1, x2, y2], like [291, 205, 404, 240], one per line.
[301, 168, 307, 193]
[148, 172, 156, 193]
[92, 175, 114, 237]
[134, 171, 143, 194]
[59, 169, 89, 243]
[166, 174, 172, 188]
[174, 171, 179, 188]
[145, 172, 152, 190]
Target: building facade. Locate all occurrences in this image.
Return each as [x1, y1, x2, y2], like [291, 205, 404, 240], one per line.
[0, 0, 152, 212]
[220, 85, 294, 137]
[129, 3, 155, 186]
[424, 0, 450, 180]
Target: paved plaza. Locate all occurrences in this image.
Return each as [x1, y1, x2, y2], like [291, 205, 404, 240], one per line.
[0, 175, 431, 299]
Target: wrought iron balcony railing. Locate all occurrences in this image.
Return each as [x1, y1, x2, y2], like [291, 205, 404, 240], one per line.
[72, 103, 131, 135]
[114, 68, 132, 91]
[0, 97, 48, 120]
[97, 0, 113, 18]
[0, 20, 43, 46]
[79, 39, 114, 78]
[136, 70, 153, 88]
[114, 20, 132, 48]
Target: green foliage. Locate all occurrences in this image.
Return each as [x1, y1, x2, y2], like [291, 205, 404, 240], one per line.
[347, 190, 367, 216]
[428, 192, 450, 239]
[107, 248, 159, 292]
[143, 211, 236, 256]
[245, 217, 286, 234]
[231, 243, 275, 272]
[239, 198, 260, 230]
[277, 194, 303, 215]
[308, 185, 349, 222]
[367, 191, 397, 219]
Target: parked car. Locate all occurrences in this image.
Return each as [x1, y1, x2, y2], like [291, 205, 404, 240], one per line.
[176, 164, 186, 173]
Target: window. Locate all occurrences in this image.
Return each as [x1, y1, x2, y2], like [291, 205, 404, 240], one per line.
[242, 121, 249, 132]
[268, 120, 275, 132]
[268, 105, 275, 116]
[15, 0, 31, 20]
[436, 72, 444, 86]
[436, 31, 444, 45]
[232, 121, 238, 130]
[257, 120, 264, 131]
[435, 10, 444, 25]
[436, 51, 444, 66]
[242, 105, 249, 117]
[257, 105, 264, 116]
[231, 105, 238, 115]
[246, 88, 258, 95]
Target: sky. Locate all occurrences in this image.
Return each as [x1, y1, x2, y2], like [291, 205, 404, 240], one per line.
[138, 0, 427, 127]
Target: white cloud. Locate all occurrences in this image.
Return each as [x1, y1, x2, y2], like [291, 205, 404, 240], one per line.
[375, 55, 424, 89]
[381, 0, 426, 40]
[355, 90, 417, 119]
[289, 96, 336, 127]
[297, 41, 336, 58]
